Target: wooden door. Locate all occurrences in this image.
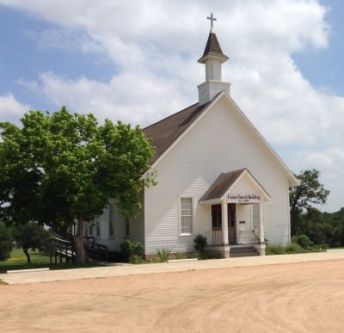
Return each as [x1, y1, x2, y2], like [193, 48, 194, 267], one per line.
[211, 204, 222, 245]
[228, 203, 236, 244]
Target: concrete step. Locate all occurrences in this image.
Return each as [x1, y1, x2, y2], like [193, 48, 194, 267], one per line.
[230, 246, 258, 257]
[231, 252, 259, 257]
[230, 246, 256, 252]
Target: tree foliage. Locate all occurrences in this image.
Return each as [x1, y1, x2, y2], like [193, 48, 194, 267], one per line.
[295, 208, 344, 247]
[0, 222, 12, 261]
[290, 169, 329, 235]
[13, 222, 51, 264]
[0, 107, 155, 263]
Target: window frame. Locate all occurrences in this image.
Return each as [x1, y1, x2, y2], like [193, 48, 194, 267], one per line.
[108, 202, 115, 238]
[179, 197, 194, 236]
[96, 220, 100, 237]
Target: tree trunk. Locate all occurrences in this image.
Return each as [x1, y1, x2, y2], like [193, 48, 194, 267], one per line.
[23, 247, 31, 264]
[73, 217, 87, 264]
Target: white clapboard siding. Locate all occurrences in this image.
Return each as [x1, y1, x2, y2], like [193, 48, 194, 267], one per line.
[92, 197, 145, 251]
[90, 203, 125, 251]
[144, 95, 291, 255]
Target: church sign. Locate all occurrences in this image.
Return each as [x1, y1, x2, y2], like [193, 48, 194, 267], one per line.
[227, 193, 261, 203]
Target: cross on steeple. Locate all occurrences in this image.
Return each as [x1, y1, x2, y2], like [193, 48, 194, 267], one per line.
[207, 13, 217, 31]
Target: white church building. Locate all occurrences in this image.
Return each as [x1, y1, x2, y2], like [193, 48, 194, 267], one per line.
[87, 19, 298, 258]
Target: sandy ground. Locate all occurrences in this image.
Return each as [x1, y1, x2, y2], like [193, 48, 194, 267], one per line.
[3, 251, 344, 285]
[1, 260, 344, 332]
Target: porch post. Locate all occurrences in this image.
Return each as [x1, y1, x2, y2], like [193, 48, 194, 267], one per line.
[221, 198, 230, 257]
[258, 202, 266, 255]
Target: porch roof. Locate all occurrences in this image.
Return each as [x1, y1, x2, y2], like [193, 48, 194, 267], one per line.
[200, 168, 271, 202]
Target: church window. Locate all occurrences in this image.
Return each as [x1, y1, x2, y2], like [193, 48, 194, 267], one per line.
[180, 197, 193, 234]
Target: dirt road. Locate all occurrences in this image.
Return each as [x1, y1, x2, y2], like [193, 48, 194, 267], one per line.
[1, 260, 344, 332]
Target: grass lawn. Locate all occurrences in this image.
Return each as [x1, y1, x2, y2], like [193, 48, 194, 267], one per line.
[0, 248, 103, 273]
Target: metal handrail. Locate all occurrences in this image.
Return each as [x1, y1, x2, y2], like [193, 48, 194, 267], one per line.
[237, 230, 260, 244]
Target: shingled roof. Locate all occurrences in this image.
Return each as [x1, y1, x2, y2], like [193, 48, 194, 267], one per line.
[143, 101, 212, 164]
[200, 169, 246, 201]
[198, 32, 229, 63]
[200, 168, 271, 201]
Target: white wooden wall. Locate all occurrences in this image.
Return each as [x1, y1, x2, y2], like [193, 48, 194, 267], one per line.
[144, 95, 291, 255]
[90, 197, 144, 251]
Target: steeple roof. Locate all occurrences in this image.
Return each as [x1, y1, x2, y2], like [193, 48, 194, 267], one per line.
[198, 32, 229, 63]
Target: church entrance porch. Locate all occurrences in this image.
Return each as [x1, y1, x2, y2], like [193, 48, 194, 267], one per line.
[199, 168, 271, 258]
[211, 203, 237, 245]
[209, 202, 263, 257]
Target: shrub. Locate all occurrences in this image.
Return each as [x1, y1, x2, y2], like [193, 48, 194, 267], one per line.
[129, 254, 145, 264]
[284, 243, 306, 254]
[266, 245, 286, 255]
[194, 234, 207, 258]
[266, 242, 326, 255]
[292, 234, 313, 249]
[120, 240, 144, 262]
[0, 222, 12, 261]
[310, 244, 327, 252]
[157, 249, 171, 262]
[175, 253, 189, 260]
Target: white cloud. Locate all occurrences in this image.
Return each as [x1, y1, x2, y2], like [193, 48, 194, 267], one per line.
[0, 94, 30, 122]
[1, 0, 344, 211]
[26, 28, 105, 55]
[19, 71, 189, 126]
[304, 148, 344, 211]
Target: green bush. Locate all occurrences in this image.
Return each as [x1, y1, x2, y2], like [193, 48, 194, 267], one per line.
[266, 243, 304, 255]
[120, 240, 144, 262]
[310, 244, 328, 252]
[266, 242, 326, 255]
[284, 243, 306, 254]
[194, 234, 207, 258]
[157, 249, 171, 262]
[175, 253, 190, 260]
[292, 234, 313, 249]
[266, 245, 286, 255]
[0, 222, 12, 261]
[129, 254, 145, 264]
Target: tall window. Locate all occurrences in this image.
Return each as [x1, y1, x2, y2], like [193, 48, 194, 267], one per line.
[109, 202, 115, 237]
[89, 223, 94, 236]
[211, 204, 222, 229]
[96, 220, 100, 237]
[180, 197, 193, 234]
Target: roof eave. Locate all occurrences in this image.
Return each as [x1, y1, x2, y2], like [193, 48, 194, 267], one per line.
[198, 53, 229, 64]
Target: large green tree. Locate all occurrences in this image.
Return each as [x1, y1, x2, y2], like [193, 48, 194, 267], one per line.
[290, 169, 329, 236]
[0, 222, 12, 261]
[0, 107, 155, 263]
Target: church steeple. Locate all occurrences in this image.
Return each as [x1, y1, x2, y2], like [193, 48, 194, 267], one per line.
[198, 14, 230, 105]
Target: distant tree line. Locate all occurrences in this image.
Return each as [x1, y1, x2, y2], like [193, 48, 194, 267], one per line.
[290, 169, 344, 247]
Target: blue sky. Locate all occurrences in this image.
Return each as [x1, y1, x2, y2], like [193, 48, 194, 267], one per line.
[293, 0, 344, 95]
[0, 0, 343, 212]
[1, 0, 341, 110]
[0, 7, 114, 109]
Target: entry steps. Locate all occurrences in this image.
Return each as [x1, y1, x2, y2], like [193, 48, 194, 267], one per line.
[230, 246, 258, 257]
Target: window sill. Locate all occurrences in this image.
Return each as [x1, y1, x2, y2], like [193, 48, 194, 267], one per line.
[179, 233, 193, 237]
